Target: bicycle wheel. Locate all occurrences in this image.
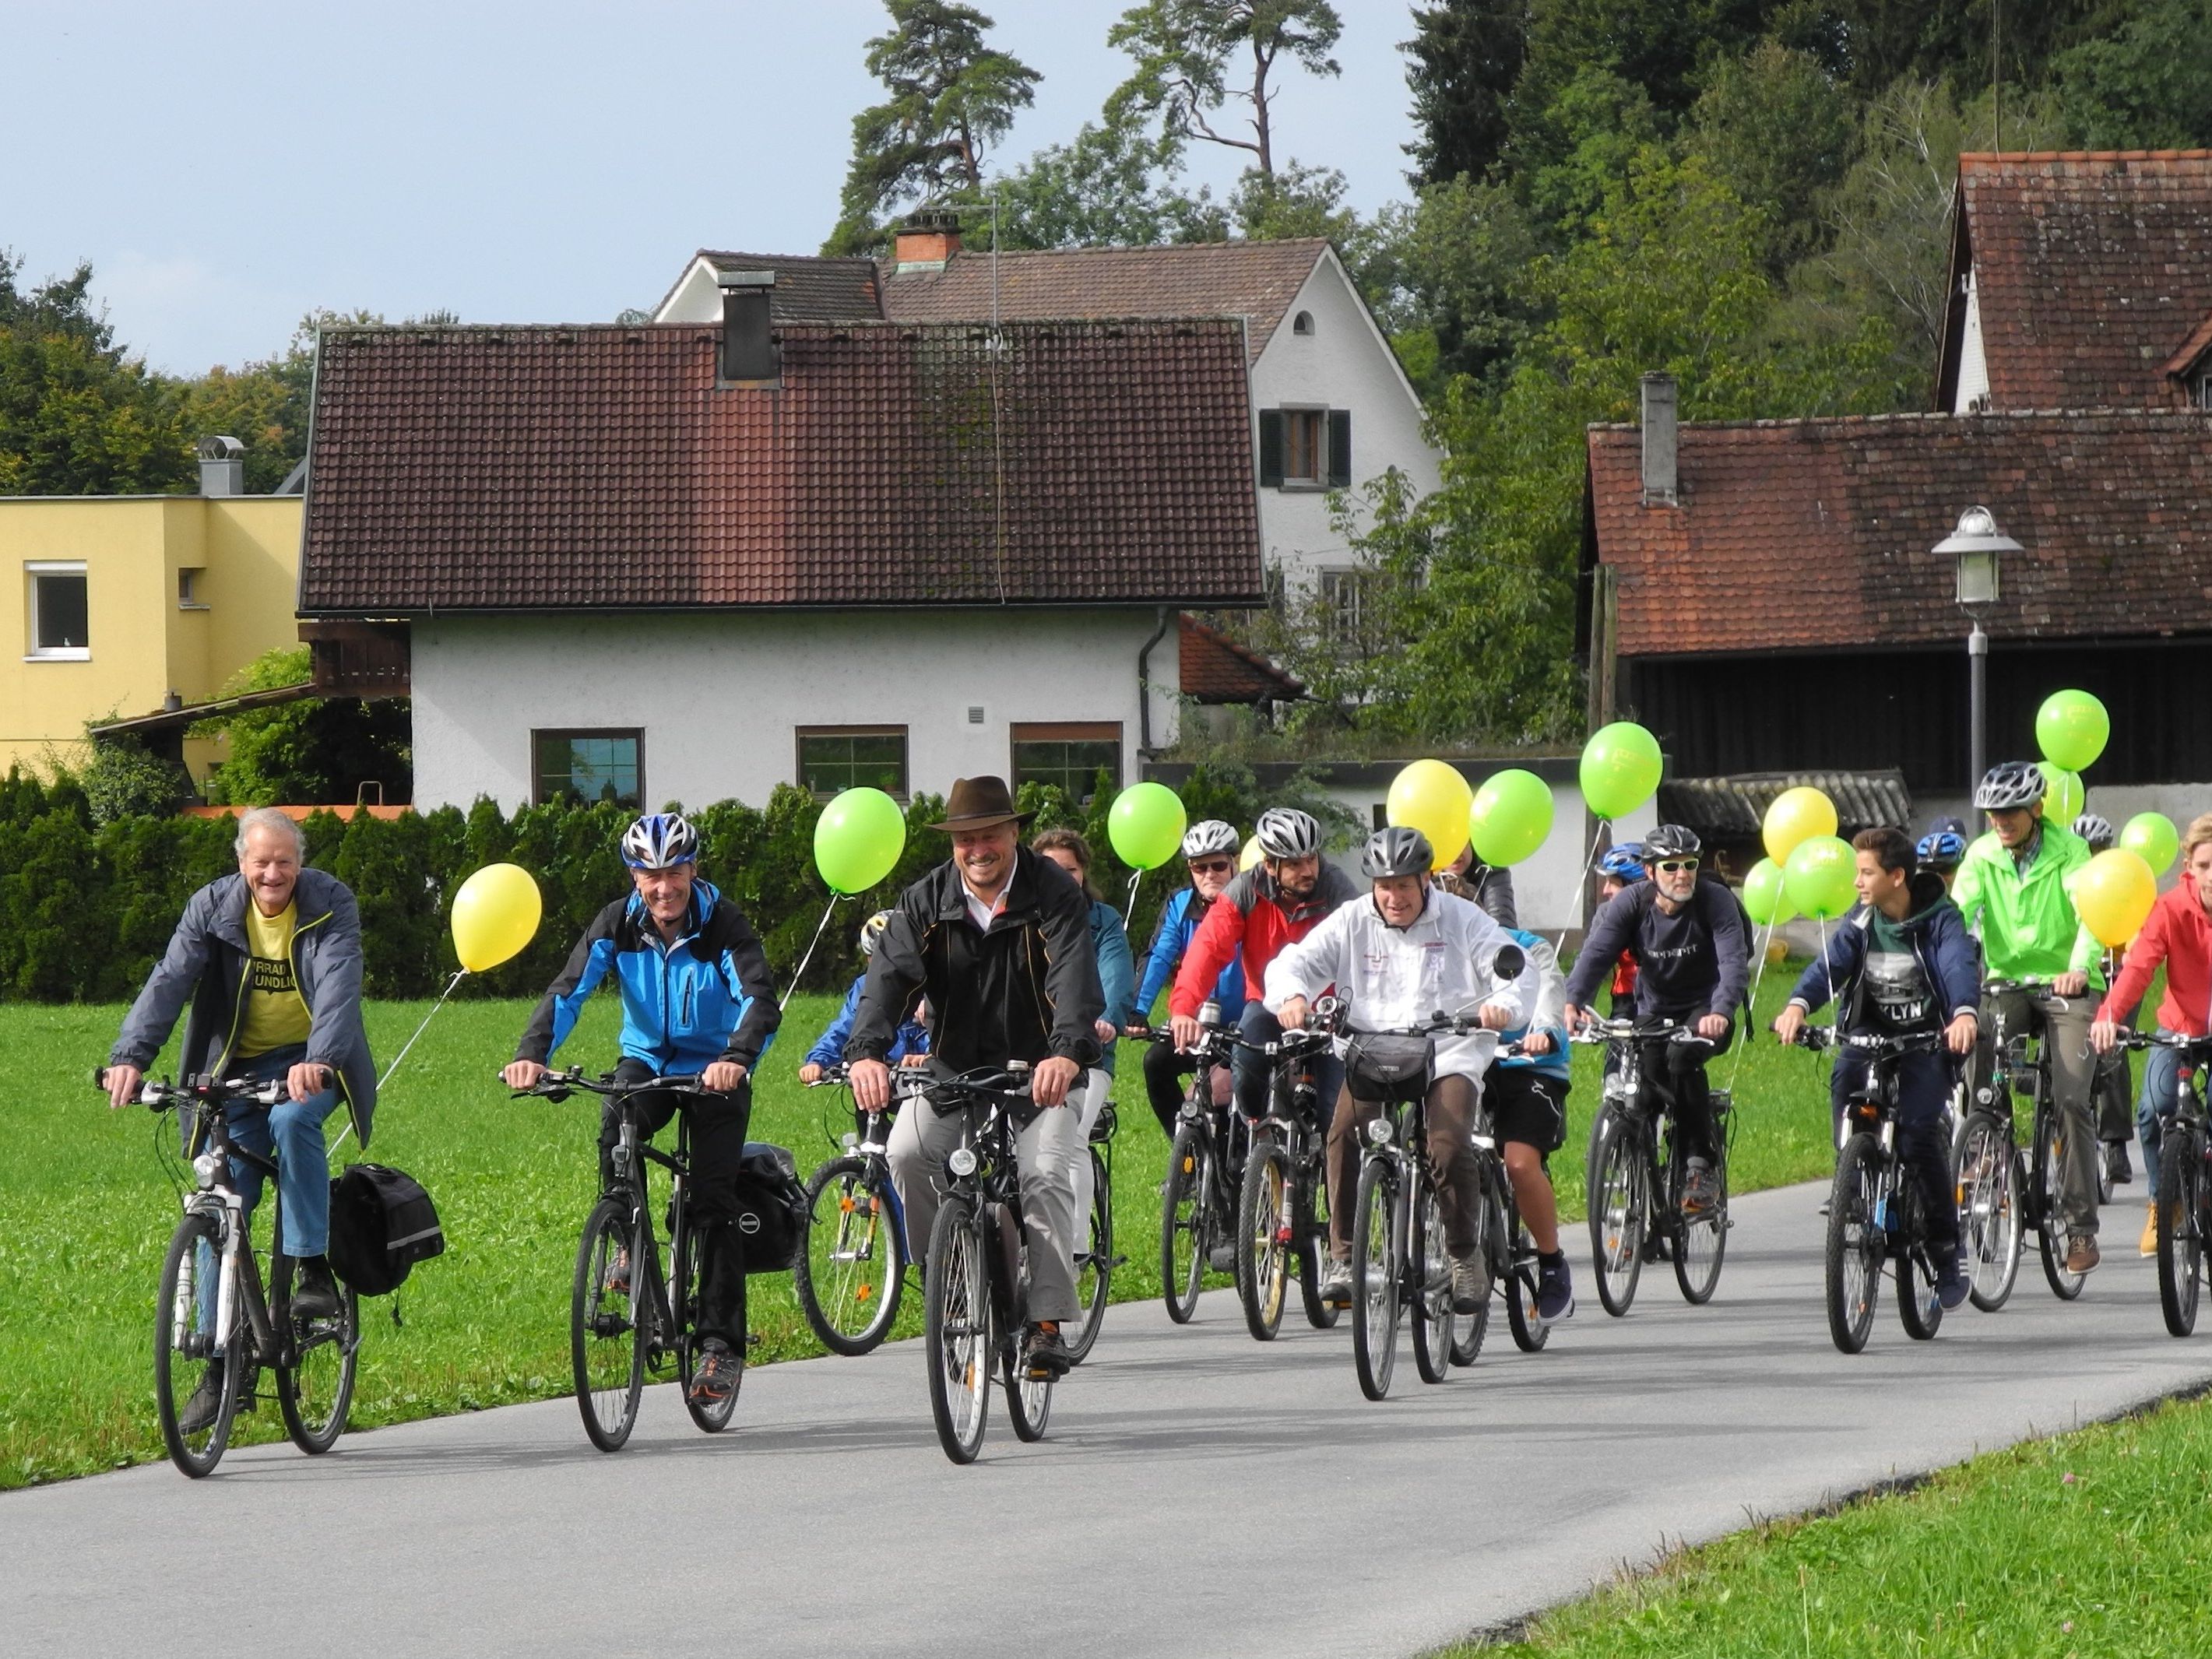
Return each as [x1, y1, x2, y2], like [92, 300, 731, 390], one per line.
[2033, 1092, 2086, 1302]
[1894, 1187, 1944, 1342]
[1672, 1140, 1728, 1306]
[1350, 1156, 1402, 1401]
[674, 1218, 741, 1434]
[1410, 1176, 1458, 1385]
[1161, 1120, 1208, 1323]
[274, 1256, 357, 1454]
[795, 1155, 905, 1356]
[1296, 1144, 1340, 1330]
[571, 1196, 645, 1453]
[153, 1211, 241, 1478]
[1064, 1148, 1112, 1366]
[1587, 1109, 1646, 1317]
[2157, 1123, 2205, 1337]
[1956, 1110, 2023, 1311]
[1824, 1135, 1885, 1355]
[1503, 1183, 1549, 1354]
[1236, 1141, 1292, 1341]
[1002, 1329, 1053, 1443]
[924, 1197, 990, 1464]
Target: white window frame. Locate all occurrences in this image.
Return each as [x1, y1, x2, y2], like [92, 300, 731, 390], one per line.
[25, 561, 90, 660]
[178, 566, 209, 610]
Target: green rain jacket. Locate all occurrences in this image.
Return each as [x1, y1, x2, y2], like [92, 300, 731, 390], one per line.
[1950, 817, 2102, 985]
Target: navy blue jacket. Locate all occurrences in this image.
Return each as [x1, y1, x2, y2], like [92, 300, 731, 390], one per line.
[807, 975, 928, 1069]
[1786, 873, 1982, 1033]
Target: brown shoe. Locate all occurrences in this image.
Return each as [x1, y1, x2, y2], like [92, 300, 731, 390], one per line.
[2066, 1234, 2101, 1274]
[2141, 1207, 2160, 1258]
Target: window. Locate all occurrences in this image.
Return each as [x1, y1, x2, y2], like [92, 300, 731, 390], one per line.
[2193, 370, 2212, 411]
[1283, 409, 1326, 482]
[533, 729, 642, 807]
[1257, 408, 1351, 489]
[797, 726, 909, 798]
[1319, 567, 1381, 648]
[178, 567, 207, 609]
[26, 563, 89, 658]
[1292, 310, 1314, 336]
[1010, 722, 1122, 805]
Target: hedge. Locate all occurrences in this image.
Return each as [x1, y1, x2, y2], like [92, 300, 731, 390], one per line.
[0, 762, 1334, 1004]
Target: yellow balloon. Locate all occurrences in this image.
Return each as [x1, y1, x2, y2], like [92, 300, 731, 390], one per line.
[2074, 848, 2156, 949]
[1386, 758, 1474, 870]
[452, 862, 543, 972]
[1239, 835, 1263, 872]
[1763, 786, 1839, 864]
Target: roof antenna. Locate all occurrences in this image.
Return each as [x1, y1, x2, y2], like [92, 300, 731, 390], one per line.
[1992, 0, 2002, 152]
[990, 184, 1003, 346]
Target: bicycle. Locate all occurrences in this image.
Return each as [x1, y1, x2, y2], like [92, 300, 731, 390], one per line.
[1066, 1096, 1120, 1366]
[508, 1067, 745, 1451]
[1957, 979, 2084, 1303]
[2108, 1029, 2212, 1337]
[1574, 1018, 1733, 1316]
[796, 1065, 928, 1355]
[1451, 1041, 1555, 1366]
[1141, 1010, 1255, 1325]
[96, 1067, 360, 1478]
[1795, 1028, 1954, 1352]
[1232, 1022, 1341, 1341]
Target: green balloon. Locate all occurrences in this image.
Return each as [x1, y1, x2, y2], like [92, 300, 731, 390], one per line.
[1743, 857, 1796, 926]
[2036, 689, 2110, 774]
[2038, 761, 2085, 824]
[1784, 835, 1857, 921]
[1107, 782, 1187, 870]
[814, 787, 907, 895]
[1468, 768, 1554, 866]
[1580, 722, 1663, 821]
[2122, 811, 2180, 877]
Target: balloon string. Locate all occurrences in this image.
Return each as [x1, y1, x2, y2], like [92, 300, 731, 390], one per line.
[782, 895, 845, 1010]
[1727, 921, 1773, 1095]
[1559, 816, 1612, 955]
[1124, 867, 1143, 930]
[328, 968, 469, 1157]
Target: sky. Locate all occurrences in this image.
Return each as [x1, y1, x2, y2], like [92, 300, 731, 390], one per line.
[3, 0, 1426, 375]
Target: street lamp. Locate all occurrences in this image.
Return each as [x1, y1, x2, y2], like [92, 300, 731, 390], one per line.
[1932, 504, 2023, 793]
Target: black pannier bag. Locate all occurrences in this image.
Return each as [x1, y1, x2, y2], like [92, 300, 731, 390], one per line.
[327, 1163, 446, 1296]
[729, 1142, 807, 1274]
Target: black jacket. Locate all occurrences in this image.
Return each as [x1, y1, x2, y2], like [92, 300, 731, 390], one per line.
[1563, 877, 1751, 1021]
[847, 846, 1104, 1074]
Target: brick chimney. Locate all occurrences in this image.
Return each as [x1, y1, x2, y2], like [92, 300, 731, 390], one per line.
[893, 208, 962, 270]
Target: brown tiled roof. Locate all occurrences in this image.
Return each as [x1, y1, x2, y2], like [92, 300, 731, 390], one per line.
[1585, 409, 2212, 659]
[684, 252, 884, 323]
[1952, 151, 2212, 409]
[2163, 308, 2212, 384]
[1178, 615, 1303, 703]
[300, 321, 1264, 613]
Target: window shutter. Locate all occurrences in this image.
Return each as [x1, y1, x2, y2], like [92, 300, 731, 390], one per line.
[1258, 409, 1285, 487]
[1327, 409, 1352, 487]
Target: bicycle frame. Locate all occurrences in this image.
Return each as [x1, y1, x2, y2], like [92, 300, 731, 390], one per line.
[175, 1087, 297, 1372]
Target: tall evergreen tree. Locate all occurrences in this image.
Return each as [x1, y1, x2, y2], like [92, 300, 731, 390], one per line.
[1402, 0, 1528, 188]
[1106, 0, 1344, 177]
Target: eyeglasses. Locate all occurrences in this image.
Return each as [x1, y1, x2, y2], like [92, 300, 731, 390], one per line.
[1188, 859, 1234, 875]
[1654, 859, 1699, 873]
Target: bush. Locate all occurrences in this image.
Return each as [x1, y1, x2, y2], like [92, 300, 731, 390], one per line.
[78, 736, 194, 824]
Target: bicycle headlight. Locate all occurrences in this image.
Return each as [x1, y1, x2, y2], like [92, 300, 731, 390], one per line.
[1367, 1118, 1394, 1147]
[948, 1147, 978, 1178]
[192, 1151, 222, 1191]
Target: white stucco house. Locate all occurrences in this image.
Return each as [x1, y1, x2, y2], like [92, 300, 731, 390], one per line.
[295, 308, 1265, 814]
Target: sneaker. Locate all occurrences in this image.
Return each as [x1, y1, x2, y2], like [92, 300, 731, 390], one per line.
[1317, 1258, 1353, 1306]
[1935, 1253, 1969, 1309]
[1536, 1253, 1575, 1322]
[1208, 1241, 1238, 1274]
[2066, 1234, 2101, 1275]
[290, 1257, 342, 1322]
[1817, 1199, 1831, 1218]
[687, 1338, 740, 1406]
[178, 1360, 228, 1435]
[1682, 1158, 1718, 1217]
[2105, 1141, 2133, 1187]
[2142, 1206, 2160, 1258]
[1449, 1252, 1489, 1315]
[603, 1246, 631, 1298]
[1025, 1322, 1072, 1380]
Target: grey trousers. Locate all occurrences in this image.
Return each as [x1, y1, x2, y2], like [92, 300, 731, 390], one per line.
[889, 1092, 1083, 1323]
[1968, 986, 2100, 1235]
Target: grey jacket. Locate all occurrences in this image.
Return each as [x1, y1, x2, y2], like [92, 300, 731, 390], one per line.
[111, 866, 378, 1146]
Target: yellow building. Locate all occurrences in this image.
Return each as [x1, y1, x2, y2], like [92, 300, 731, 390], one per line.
[2, 453, 302, 783]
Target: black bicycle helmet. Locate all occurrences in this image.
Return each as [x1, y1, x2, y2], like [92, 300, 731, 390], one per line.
[1641, 824, 1702, 862]
[1974, 761, 2045, 812]
[2073, 812, 2115, 852]
[1254, 807, 1323, 860]
[1360, 825, 1433, 878]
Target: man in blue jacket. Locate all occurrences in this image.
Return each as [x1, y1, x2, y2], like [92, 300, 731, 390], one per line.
[1773, 826, 1981, 1308]
[1130, 820, 1246, 1136]
[504, 812, 779, 1405]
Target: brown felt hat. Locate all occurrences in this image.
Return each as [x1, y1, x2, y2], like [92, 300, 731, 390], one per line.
[929, 775, 1033, 833]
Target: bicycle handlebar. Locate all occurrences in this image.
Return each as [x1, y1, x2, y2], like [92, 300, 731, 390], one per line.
[91, 1067, 283, 1110]
[501, 1066, 715, 1102]
[1790, 1027, 1943, 1056]
[1568, 1016, 1684, 1045]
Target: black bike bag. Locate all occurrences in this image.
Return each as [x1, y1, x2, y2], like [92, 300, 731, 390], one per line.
[1345, 1032, 1434, 1098]
[327, 1163, 446, 1296]
[730, 1142, 808, 1274]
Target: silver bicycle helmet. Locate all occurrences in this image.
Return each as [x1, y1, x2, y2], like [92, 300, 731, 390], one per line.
[621, 811, 698, 870]
[1360, 825, 1433, 878]
[1180, 819, 1241, 859]
[1973, 761, 2046, 813]
[1254, 807, 1323, 860]
[2073, 812, 2115, 852]
[1641, 824, 1703, 862]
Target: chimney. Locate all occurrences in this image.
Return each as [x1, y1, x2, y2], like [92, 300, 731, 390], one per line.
[716, 269, 779, 384]
[892, 208, 962, 271]
[197, 434, 246, 497]
[1639, 374, 1677, 507]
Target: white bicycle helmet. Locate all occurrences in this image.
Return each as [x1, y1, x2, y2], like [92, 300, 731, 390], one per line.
[1254, 807, 1323, 860]
[2073, 813, 2115, 852]
[621, 811, 698, 870]
[1181, 819, 1240, 859]
[859, 910, 894, 957]
[1973, 761, 2046, 813]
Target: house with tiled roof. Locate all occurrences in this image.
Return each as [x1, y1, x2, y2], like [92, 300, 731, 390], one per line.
[1584, 151, 2212, 827]
[652, 219, 1442, 616]
[295, 313, 1263, 813]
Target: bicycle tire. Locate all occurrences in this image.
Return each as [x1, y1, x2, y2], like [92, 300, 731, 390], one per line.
[1065, 1148, 1112, 1366]
[1410, 1176, 1457, 1385]
[1161, 1119, 1208, 1324]
[1350, 1155, 1401, 1401]
[2033, 1090, 2086, 1301]
[154, 1211, 241, 1478]
[1296, 1143, 1340, 1329]
[1002, 1334, 1054, 1443]
[675, 1219, 741, 1433]
[2157, 1123, 2205, 1337]
[924, 1197, 990, 1464]
[1956, 1109, 2024, 1311]
[1672, 1140, 1728, 1306]
[1894, 1183, 1944, 1342]
[1588, 1109, 1645, 1317]
[795, 1155, 905, 1356]
[274, 1256, 357, 1455]
[1236, 1141, 1292, 1341]
[571, 1196, 645, 1453]
[1824, 1135, 1884, 1355]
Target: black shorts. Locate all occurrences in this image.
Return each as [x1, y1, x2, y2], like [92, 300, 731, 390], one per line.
[1487, 1067, 1568, 1155]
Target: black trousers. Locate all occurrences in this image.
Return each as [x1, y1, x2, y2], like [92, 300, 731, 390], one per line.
[1637, 1021, 1732, 1164]
[1829, 1045, 1961, 1252]
[1144, 1039, 1197, 1137]
[605, 1058, 752, 1347]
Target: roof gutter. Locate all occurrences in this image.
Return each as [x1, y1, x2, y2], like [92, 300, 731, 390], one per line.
[1137, 604, 1172, 758]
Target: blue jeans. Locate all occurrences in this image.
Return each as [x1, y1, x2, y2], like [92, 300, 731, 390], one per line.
[2138, 1032, 2189, 1197]
[1235, 1003, 1342, 1125]
[218, 1044, 340, 1257]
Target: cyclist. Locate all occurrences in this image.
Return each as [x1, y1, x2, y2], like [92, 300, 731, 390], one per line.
[107, 807, 376, 1429]
[1438, 840, 1516, 926]
[1563, 826, 1750, 1217]
[502, 812, 780, 1407]
[1264, 826, 1522, 1311]
[846, 776, 1104, 1378]
[1916, 820, 1970, 893]
[1167, 806, 1359, 1127]
[1130, 820, 1246, 1137]
[1595, 844, 1645, 1016]
[2091, 811, 2212, 1257]
[1493, 925, 1577, 1319]
[797, 912, 929, 1083]
[2073, 812, 2138, 1187]
[1772, 827, 1980, 1309]
[1952, 761, 2105, 1273]
[1031, 828, 1135, 1234]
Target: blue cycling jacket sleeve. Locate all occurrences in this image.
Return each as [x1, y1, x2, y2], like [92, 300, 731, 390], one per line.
[807, 978, 867, 1069]
[711, 900, 782, 1069]
[1134, 889, 1191, 1018]
[517, 898, 624, 1063]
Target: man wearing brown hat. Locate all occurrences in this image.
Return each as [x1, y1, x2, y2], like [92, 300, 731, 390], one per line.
[847, 775, 1106, 1375]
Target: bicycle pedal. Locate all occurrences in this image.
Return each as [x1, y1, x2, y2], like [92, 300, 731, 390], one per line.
[746, 1332, 764, 1348]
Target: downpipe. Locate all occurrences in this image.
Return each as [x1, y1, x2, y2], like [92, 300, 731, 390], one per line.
[1136, 605, 1170, 757]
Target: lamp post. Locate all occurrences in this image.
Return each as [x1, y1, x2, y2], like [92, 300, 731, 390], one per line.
[1932, 505, 2022, 795]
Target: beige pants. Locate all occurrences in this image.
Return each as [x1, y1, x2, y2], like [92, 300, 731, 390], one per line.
[888, 1091, 1083, 1322]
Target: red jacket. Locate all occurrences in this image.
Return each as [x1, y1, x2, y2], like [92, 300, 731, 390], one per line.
[2101, 873, 2212, 1037]
[1169, 863, 1359, 1018]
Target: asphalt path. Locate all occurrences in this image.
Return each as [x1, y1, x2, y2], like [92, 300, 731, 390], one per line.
[12, 1173, 2212, 1659]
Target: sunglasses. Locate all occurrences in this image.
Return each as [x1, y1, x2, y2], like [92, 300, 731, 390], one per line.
[1188, 858, 1235, 875]
[1653, 859, 1700, 873]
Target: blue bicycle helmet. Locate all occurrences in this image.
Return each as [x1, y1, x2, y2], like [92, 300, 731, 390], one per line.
[1598, 843, 1647, 882]
[1915, 828, 1968, 870]
[621, 812, 699, 870]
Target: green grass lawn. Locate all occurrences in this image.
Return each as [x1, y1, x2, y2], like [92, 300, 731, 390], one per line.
[1441, 1389, 2212, 1657]
[0, 962, 1915, 1489]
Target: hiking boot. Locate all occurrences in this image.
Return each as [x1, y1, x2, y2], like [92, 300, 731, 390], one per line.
[1025, 1322, 1072, 1380]
[1317, 1258, 1354, 1306]
[290, 1257, 342, 1322]
[2105, 1141, 2133, 1186]
[1536, 1253, 1576, 1322]
[2066, 1234, 2101, 1275]
[2142, 1206, 2160, 1258]
[178, 1361, 228, 1435]
[1682, 1158, 1718, 1217]
[1448, 1252, 1489, 1315]
[687, 1338, 740, 1406]
[1935, 1252, 1969, 1310]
